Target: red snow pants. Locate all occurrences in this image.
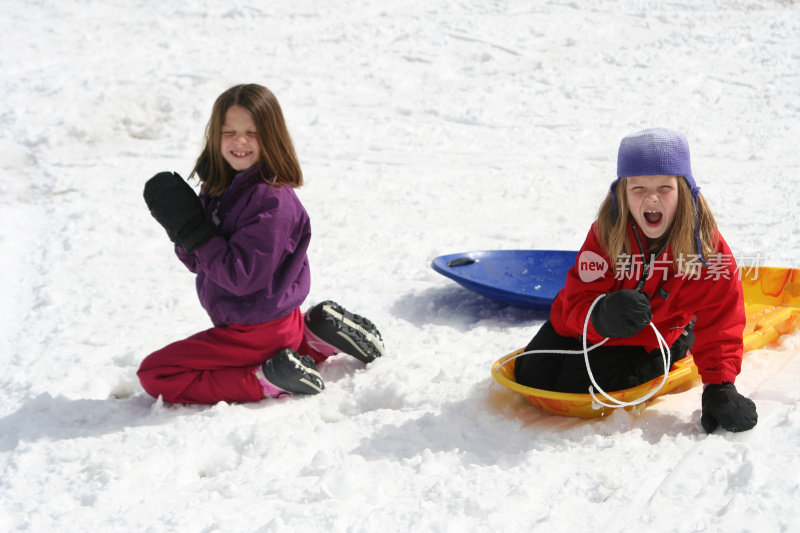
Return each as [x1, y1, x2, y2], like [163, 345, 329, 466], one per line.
[137, 308, 326, 404]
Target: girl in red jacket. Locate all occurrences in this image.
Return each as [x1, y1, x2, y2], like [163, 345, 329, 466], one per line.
[514, 127, 757, 433]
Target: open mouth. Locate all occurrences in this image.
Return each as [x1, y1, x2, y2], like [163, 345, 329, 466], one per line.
[643, 210, 662, 224]
[231, 151, 250, 157]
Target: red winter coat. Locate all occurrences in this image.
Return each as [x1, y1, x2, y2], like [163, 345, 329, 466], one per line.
[550, 221, 745, 385]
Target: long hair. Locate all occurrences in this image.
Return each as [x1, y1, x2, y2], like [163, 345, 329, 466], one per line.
[191, 84, 303, 197]
[596, 177, 718, 275]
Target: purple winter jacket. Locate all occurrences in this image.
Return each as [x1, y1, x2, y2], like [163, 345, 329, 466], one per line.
[175, 166, 311, 327]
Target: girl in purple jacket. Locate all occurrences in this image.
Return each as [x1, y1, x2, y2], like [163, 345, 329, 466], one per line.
[140, 84, 385, 404]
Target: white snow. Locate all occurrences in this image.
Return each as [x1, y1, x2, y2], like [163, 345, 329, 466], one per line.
[2, 0, 800, 531]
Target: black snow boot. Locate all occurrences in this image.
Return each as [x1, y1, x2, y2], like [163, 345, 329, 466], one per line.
[261, 349, 325, 395]
[304, 301, 385, 364]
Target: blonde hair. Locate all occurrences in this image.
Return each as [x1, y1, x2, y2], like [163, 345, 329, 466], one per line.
[191, 84, 303, 197]
[596, 177, 718, 275]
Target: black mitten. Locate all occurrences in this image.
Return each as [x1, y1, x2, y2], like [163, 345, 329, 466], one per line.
[143, 172, 215, 252]
[701, 382, 757, 433]
[590, 289, 652, 338]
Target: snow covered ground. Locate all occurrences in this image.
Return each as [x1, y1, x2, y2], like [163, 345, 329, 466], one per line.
[2, 0, 799, 531]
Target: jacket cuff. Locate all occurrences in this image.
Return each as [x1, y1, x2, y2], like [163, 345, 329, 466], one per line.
[701, 370, 738, 386]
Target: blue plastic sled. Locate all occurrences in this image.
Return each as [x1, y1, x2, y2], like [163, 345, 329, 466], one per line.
[431, 250, 578, 309]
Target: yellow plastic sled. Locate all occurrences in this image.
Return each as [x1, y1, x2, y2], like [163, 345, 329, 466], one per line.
[491, 266, 800, 418]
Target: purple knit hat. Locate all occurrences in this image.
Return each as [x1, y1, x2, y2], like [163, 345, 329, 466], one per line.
[609, 127, 705, 258]
[611, 127, 699, 199]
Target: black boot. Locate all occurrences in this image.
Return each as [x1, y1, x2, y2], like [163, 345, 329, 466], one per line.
[261, 349, 324, 395]
[305, 301, 385, 363]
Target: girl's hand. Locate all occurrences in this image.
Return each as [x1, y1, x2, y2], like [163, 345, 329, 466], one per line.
[590, 289, 652, 338]
[701, 382, 758, 433]
[144, 172, 215, 252]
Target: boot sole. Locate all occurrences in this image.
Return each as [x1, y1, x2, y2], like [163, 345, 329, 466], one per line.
[266, 349, 324, 395]
[317, 302, 385, 363]
[286, 351, 324, 394]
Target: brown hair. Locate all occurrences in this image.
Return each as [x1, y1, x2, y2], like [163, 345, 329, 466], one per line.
[595, 177, 718, 275]
[191, 84, 303, 197]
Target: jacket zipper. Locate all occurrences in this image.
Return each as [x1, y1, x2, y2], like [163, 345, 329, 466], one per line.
[630, 224, 668, 293]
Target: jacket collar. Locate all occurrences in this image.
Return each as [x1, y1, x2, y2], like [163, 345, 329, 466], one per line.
[625, 220, 671, 291]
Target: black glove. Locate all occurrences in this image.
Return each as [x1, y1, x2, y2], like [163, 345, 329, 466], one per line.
[590, 289, 652, 338]
[143, 172, 215, 252]
[701, 382, 758, 433]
